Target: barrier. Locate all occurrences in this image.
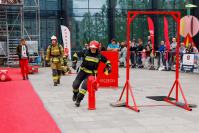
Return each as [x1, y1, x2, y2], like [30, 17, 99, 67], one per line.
[97, 51, 118, 88]
[129, 51, 199, 72]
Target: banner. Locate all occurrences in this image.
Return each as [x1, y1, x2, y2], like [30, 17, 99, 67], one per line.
[61, 25, 71, 60]
[164, 17, 170, 51]
[182, 54, 195, 72]
[97, 51, 118, 88]
[147, 17, 155, 54]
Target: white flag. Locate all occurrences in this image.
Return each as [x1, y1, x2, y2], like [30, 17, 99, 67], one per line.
[61, 25, 71, 60]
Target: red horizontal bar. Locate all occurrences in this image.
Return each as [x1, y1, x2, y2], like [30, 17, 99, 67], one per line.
[128, 11, 180, 15]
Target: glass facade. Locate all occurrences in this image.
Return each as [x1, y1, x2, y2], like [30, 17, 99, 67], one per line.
[67, 0, 109, 51]
[35, 0, 198, 51]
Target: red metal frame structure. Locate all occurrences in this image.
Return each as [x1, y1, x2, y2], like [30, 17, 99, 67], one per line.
[118, 11, 192, 112]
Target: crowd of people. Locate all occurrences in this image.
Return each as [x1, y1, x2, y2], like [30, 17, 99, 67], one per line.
[80, 37, 199, 71]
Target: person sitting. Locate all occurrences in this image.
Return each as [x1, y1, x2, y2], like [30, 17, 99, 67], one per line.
[107, 39, 119, 51]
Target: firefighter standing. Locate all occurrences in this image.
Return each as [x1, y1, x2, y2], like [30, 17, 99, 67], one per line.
[72, 40, 111, 107]
[46, 35, 64, 86]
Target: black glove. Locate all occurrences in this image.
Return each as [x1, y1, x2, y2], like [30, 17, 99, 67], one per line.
[104, 66, 111, 75]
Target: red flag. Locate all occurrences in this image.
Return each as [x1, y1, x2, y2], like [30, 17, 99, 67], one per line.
[184, 33, 195, 48]
[164, 17, 170, 51]
[147, 17, 155, 54]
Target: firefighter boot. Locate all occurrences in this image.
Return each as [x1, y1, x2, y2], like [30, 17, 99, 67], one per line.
[57, 78, 60, 84]
[54, 82, 58, 86]
[75, 93, 84, 107]
[72, 92, 78, 101]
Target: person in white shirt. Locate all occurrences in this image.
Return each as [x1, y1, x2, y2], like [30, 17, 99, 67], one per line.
[17, 39, 29, 80]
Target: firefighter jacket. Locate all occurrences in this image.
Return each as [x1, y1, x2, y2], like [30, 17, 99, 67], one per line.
[46, 44, 64, 63]
[80, 49, 111, 74]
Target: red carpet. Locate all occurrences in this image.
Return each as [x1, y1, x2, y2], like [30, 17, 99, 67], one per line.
[0, 68, 61, 133]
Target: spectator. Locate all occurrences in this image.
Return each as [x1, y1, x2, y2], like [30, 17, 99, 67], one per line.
[186, 43, 193, 53]
[146, 37, 155, 70]
[158, 41, 165, 52]
[179, 42, 186, 59]
[118, 42, 122, 51]
[83, 43, 89, 51]
[158, 41, 166, 70]
[170, 37, 177, 51]
[119, 42, 127, 67]
[107, 39, 119, 51]
[190, 42, 199, 61]
[168, 37, 177, 70]
[99, 42, 106, 52]
[144, 45, 151, 69]
[130, 39, 137, 68]
[187, 42, 198, 53]
[191, 42, 198, 53]
[146, 36, 152, 47]
[136, 38, 144, 68]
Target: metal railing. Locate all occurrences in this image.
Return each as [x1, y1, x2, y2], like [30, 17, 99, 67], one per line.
[128, 50, 199, 73]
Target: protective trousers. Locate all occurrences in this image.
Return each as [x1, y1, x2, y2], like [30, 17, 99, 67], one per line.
[19, 59, 29, 78]
[51, 62, 62, 83]
[72, 70, 89, 100]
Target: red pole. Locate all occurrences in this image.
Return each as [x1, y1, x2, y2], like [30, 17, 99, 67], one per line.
[126, 13, 131, 106]
[126, 13, 137, 82]
[175, 13, 181, 102]
[126, 13, 131, 82]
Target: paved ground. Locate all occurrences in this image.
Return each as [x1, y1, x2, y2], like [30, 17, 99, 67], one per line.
[30, 68, 199, 133]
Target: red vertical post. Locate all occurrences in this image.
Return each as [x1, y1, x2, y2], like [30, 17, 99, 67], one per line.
[175, 13, 181, 102]
[126, 13, 131, 106]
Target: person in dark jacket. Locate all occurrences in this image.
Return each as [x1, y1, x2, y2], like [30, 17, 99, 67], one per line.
[16, 39, 29, 80]
[130, 39, 137, 68]
[72, 40, 111, 107]
[136, 38, 144, 68]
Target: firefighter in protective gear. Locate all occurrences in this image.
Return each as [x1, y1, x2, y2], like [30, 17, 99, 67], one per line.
[61, 54, 72, 75]
[46, 35, 64, 86]
[72, 40, 111, 107]
[72, 44, 89, 70]
[72, 52, 78, 70]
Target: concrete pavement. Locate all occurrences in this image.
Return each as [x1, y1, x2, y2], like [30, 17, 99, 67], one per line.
[29, 67, 199, 133]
